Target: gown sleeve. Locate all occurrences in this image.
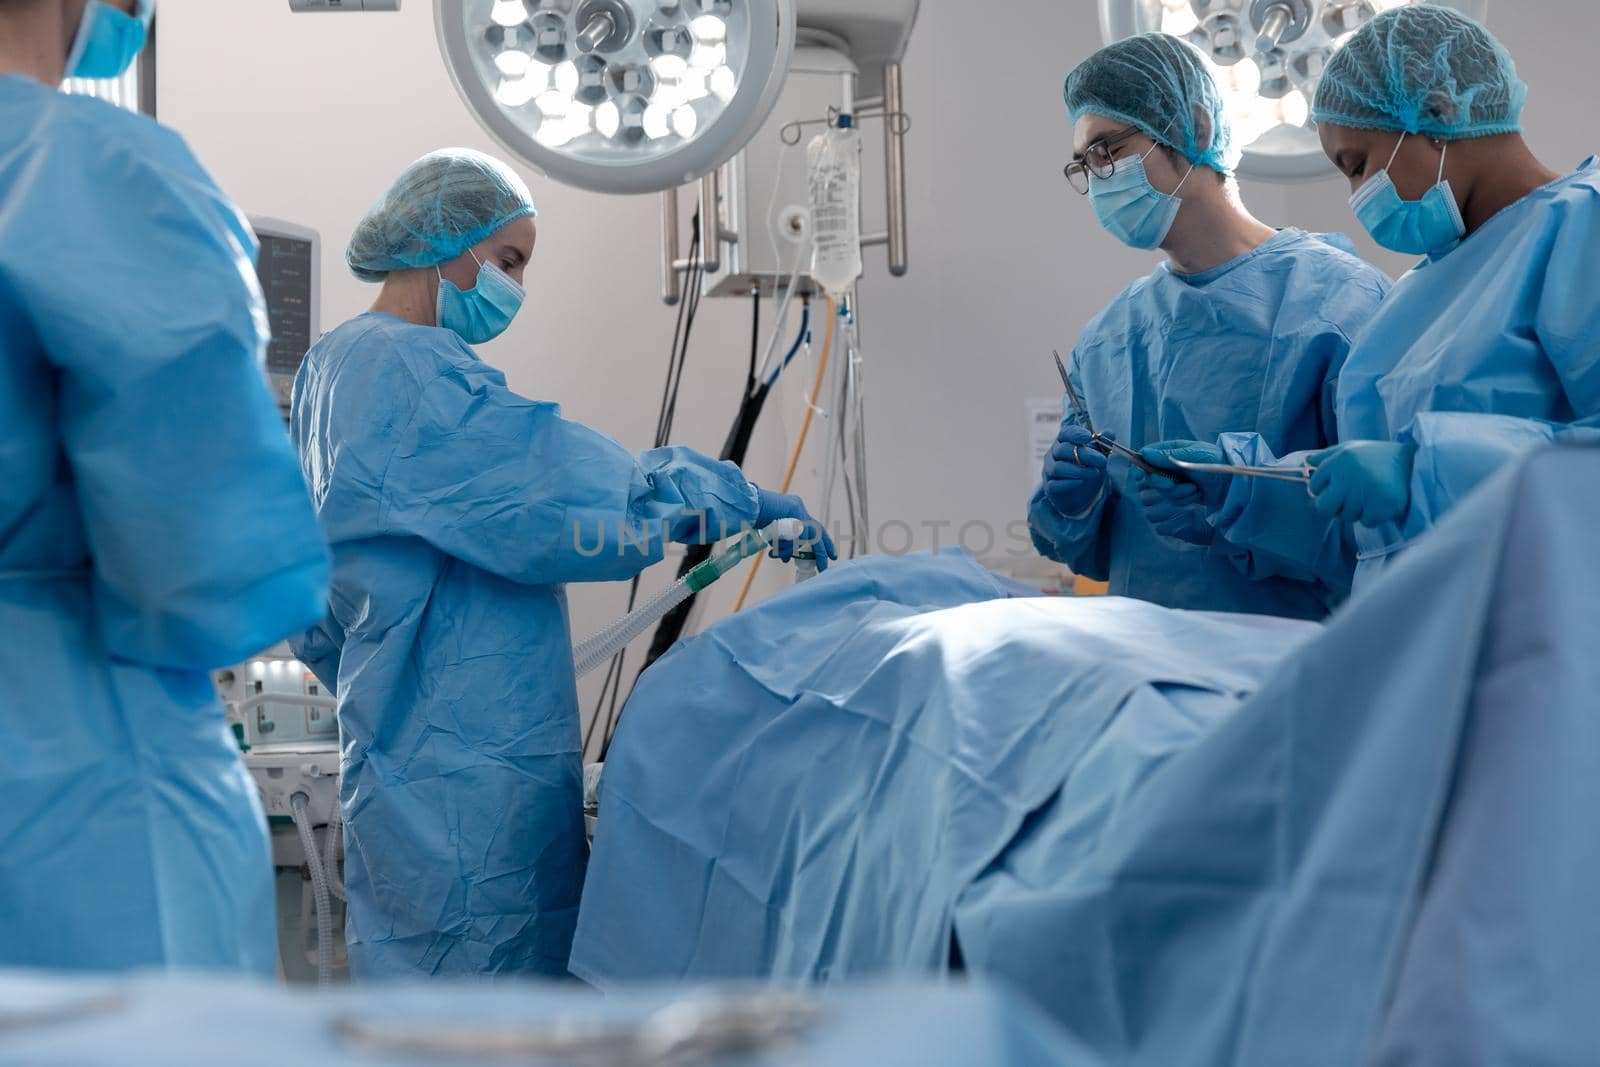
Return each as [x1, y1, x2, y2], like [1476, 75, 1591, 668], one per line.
[1205, 320, 1360, 594]
[1395, 199, 1600, 535]
[318, 330, 760, 586]
[2, 98, 329, 669]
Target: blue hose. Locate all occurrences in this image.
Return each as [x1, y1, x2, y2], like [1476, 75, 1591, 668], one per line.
[765, 303, 811, 388]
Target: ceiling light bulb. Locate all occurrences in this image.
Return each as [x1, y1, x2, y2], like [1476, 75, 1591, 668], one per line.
[690, 42, 727, 70]
[690, 15, 727, 43]
[496, 75, 540, 107]
[653, 81, 688, 110]
[553, 60, 580, 96]
[1162, 5, 1200, 35]
[671, 104, 700, 139]
[491, 0, 527, 28]
[595, 100, 621, 137]
[536, 120, 577, 148]
[535, 89, 571, 118]
[709, 64, 737, 102]
[679, 69, 710, 101]
[495, 49, 532, 77]
[1279, 89, 1309, 127]
[651, 54, 689, 81]
[643, 103, 673, 140]
[1228, 56, 1262, 95]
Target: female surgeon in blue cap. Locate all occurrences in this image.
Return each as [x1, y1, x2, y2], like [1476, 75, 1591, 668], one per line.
[1030, 33, 1390, 619]
[0, 0, 330, 972]
[1142, 6, 1600, 592]
[291, 149, 833, 979]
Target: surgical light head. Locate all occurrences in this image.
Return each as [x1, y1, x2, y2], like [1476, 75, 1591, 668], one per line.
[435, 0, 796, 196]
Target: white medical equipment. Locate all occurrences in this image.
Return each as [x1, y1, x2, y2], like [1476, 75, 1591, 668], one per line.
[216, 651, 347, 987]
[247, 217, 322, 415]
[1096, 0, 1489, 180]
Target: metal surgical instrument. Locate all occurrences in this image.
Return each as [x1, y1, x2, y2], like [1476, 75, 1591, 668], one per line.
[1051, 351, 1319, 493]
[1052, 351, 1193, 483]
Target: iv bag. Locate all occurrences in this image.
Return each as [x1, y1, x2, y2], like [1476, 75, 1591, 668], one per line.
[806, 121, 862, 296]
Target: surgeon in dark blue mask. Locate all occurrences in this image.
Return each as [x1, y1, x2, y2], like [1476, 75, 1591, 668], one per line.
[291, 148, 831, 979]
[1030, 34, 1392, 619]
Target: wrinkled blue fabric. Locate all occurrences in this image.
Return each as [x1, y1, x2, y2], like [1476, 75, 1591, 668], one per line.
[1028, 228, 1390, 619]
[570, 550, 1318, 987]
[1213, 159, 1600, 590]
[290, 311, 759, 978]
[0, 972, 1094, 1067]
[573, 443, 1600, 1065]
[959, 445, 1600, 1066]
[0, 75, 329, 973]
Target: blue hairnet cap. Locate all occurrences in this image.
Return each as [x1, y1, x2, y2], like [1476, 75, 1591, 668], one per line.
[347, 148, 538, 282]
[1313, 6, 1526, 139]
[1064, 33, 1235, 174]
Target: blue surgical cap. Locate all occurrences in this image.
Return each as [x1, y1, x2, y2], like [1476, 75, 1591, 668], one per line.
[347, 148, 538, 282]
[1064, 33, 1235, 174]
[1313, 5, 1526, 139]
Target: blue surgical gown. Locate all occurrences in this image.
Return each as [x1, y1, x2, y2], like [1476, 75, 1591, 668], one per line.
[0, 75, 330, 972]
[1027, 229, 1390, 618]
[290, 312, 761, 978]
[1213, 158, 1600, 590]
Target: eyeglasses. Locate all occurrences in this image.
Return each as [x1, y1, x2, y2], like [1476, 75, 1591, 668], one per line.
[1063, 127, 1144, 194]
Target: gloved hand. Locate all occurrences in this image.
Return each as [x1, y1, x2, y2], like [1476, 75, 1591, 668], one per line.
[754, 487, 838, 571]
[1134, 479, 1213, 545]
[1138, 440, 1230, 505]
[1042, 424, 1108, 516]
[1308, 441, 1416, 527]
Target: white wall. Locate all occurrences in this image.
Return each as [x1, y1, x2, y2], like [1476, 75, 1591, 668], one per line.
[157, 0, 1596, 739]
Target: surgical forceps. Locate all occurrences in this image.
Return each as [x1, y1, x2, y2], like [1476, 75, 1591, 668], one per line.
[1051, 351, 1318, 492]
[1053, 351, 1192, 483]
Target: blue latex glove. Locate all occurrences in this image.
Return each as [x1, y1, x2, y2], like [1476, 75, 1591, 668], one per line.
[1042, 424, 1109, 516]
[1308, 441, 1416, 526]
[1135, 479, 1213, 545]
[1139, 440, 1231, 506]
[754, 488, 838, 571]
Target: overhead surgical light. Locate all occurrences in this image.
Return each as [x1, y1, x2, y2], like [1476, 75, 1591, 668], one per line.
[1097, 0, 1490, 180]
[436, 0, 796, 195]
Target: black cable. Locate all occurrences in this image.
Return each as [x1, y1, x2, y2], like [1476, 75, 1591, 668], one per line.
[746, 283, 760, 394]
[596, 215, 710, 759]
[658, 244, 703, 445]
[586, 212, 702, 758]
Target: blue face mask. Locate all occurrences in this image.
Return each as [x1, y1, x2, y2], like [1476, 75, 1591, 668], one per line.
[66, 0, 155, 81]
[437, 250, 525, 345]
[1350, 134, 1466, 257]
[1088, 143, 1194, 251]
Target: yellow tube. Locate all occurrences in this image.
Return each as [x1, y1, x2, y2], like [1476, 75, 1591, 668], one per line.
[732, 295, 836, 614]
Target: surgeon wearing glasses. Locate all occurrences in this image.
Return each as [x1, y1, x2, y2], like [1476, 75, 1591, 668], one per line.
[1141, 7, 1600, 593]
[1030, 34, 1391, 619]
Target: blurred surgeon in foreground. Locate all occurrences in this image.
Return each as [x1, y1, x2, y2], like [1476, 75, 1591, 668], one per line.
[291, 148, 832, 979]
[0, 0, 330, 972]
[1030, 33, 1391, 620]
[1143, 6, 1600, 590]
